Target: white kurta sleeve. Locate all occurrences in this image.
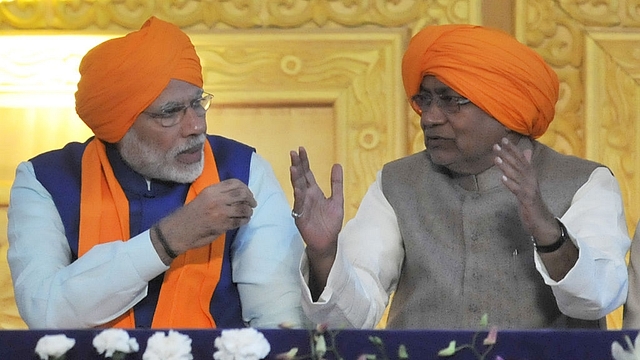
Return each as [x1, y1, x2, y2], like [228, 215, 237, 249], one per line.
[534, 167, 631, 320]
[233, 152, 306, 328]
[623, 220, 640, 328]
[7, 161, 169, 329]
[300, 171, 404, 329]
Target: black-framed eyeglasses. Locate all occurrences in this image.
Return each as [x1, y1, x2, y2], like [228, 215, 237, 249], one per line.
[143, 92, 214, 127]
[411, 93, 471, 115]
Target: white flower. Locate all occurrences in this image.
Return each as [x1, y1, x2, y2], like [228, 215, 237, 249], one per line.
[213, 328, 271, 360]
[93, 328, 140, 357]
[35, 334, 76, 360]
[612, 332, 640, 360]
[142, 330, 193, 360]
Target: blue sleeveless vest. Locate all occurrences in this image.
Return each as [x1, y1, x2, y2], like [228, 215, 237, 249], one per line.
[30, 135, 254, 328]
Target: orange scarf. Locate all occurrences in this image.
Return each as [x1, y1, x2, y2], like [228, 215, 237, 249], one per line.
[78, 139, 224, 328]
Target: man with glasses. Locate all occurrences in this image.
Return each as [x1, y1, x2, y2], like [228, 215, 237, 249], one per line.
[7, 17, 305, 329]
[290, 24, 630, 329]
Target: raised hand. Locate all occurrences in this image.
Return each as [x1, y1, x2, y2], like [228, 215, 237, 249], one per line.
[493, 137, 555, 237]
[290, 146, 344, 296]
[493, 137, 576, 279]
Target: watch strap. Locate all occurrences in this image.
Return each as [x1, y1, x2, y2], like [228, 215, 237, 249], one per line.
[532, 218, 568, 253]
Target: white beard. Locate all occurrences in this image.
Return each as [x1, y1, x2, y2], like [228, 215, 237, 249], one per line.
[118, 129, 205, 184]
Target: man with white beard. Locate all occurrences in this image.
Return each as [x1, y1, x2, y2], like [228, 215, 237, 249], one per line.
[7, 17, 305, 330]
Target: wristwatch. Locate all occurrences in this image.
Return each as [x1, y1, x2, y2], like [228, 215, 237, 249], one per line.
[531, 218, 569, 253]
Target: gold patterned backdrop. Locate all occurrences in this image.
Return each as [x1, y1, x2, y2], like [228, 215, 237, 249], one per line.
[0, 0, 637, 330]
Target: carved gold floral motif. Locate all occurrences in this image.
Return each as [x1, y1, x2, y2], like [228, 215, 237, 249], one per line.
[518, 0, 640, 235]
[0, 0, 470, 30]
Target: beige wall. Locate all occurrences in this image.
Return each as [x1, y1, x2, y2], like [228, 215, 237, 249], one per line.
[0, 0, 636, 329]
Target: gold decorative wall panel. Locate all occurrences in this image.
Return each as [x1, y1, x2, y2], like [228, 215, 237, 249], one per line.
[0, 0, 479, 30]
[192, 30, 408, 217]
[516, 0, 640, 235]
[585, 32, 640, 237]
[515, 0, 640, 329]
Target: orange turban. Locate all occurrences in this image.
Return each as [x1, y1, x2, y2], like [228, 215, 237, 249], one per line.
[75, 17, 203, 143]
[401, 24, 559, 139]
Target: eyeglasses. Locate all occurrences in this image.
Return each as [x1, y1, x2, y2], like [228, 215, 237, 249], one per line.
[143, 92, 214, 127]
[411, 93, 471, 115]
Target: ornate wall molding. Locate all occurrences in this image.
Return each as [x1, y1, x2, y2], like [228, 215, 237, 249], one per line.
[558, 0, 640, 27]
[517, 0, 640, 235]
[585, 32, 640, 237]
[0, 0, 477, 31]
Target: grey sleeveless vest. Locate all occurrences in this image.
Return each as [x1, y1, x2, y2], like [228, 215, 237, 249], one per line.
[381, 139, 603, 329]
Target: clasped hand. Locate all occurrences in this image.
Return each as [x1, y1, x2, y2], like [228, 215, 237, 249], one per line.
[155, 179, 257, 258]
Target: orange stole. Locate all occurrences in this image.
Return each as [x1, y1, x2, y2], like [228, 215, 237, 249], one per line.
[78, 139, 225, 328]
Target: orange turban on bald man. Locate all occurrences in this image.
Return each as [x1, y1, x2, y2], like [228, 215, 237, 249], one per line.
[402, 24, 559, 139]
[75, 16, 203, 143]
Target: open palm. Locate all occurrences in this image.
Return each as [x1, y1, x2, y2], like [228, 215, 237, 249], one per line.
[289, 147, 344, 257]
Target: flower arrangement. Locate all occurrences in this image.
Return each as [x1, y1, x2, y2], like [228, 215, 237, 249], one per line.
[213, 327, 271, 360]
[93, 329, 139, 359]
[142, 330, 193, 360]
[35, 334, 76, 360]
[38, 317, 640, 359]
